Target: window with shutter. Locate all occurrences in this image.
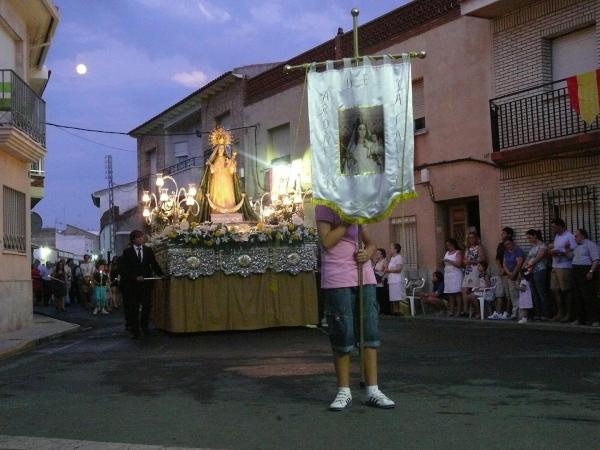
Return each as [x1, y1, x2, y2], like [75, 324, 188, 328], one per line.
[552, 26, 596, 81]
[0, 25, 17, 71]
[268, 123, 291, 162]
[174, 142, 188, 165]
[215, 111, 231, 129]
[412, 79, 425, 131]
[147, 149, 157, 174]
[3, 186, 26, 253]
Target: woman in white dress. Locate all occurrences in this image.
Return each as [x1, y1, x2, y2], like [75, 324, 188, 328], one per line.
[443, 238, 464, 317]
[461, 231, 486, 317]
[386, 243, 406, 315]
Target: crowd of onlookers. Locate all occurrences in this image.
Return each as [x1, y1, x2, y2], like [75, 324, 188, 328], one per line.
[31, 254, 122, 315]
[371, 218, 600, 327]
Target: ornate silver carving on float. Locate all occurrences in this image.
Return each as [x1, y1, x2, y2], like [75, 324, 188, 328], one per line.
[186, 256, 201, 269]
[272, 243, 318, 275]
[155, 246, 217, 279]
[154, 241, 317, 279]
[221, 247, 269, 277]
[237, 254, 252, 267]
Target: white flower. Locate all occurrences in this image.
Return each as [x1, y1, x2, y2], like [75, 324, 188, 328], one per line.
[292, 214, 304, 226]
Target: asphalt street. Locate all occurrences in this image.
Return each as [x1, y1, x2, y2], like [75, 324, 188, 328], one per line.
[1, 306, 600, 449]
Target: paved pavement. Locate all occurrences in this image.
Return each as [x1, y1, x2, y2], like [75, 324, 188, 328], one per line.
[1, 306, 600, 449]
[0, 314, 79, 360]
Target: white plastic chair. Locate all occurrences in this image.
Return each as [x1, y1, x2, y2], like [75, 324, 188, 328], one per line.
[407, 277, 426, 317]
[474, 276, 498, 320]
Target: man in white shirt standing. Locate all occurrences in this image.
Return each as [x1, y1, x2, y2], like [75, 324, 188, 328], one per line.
[78, 254, 95, 309]
[548, 218, 577, 322]
[39, 262, 52, 306]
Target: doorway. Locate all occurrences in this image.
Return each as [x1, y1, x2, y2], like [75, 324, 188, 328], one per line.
[447, 198, 480, 248]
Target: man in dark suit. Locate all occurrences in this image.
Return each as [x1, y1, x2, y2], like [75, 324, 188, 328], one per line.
[120, 230, 164, 338]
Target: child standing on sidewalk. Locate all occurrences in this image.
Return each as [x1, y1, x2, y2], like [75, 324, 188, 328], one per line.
[93, 260, 110, 315]
[517, 268, 534, 324]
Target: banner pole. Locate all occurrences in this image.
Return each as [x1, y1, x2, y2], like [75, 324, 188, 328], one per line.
[358, 225, 366, 388]
[351, 8, 366, 388]
[351, 8, 360, 62]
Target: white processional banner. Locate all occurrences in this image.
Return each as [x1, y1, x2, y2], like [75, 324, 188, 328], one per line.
[308, 56, 415, 223]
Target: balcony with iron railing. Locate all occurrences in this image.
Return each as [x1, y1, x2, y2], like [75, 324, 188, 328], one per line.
[0, 69, 46, 147]
[489, 76, 600, 161]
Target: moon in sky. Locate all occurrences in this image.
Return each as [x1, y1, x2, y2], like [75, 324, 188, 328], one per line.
[76, 63, 87, 75]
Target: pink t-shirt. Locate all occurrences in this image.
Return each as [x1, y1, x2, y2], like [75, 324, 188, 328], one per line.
[315, 205, 377, 289]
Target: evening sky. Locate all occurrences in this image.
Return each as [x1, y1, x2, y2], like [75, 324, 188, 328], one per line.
[36, 0, 410, 230]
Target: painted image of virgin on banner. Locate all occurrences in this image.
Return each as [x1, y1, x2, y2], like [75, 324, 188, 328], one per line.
[338, 105, 385, 176]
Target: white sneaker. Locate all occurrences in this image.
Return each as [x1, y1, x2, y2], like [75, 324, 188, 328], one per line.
[92, 308, 98, 315]
[101, 308, 109, 315]
[500, 312, 509, 320]
[365, 389, 395, 409]
[488, 312, 499, 320]
[518, 317, 528, 324]
[329, 390, 352, 411]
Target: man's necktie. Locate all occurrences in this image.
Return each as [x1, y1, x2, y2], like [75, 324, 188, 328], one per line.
[137, 247, 142, 263]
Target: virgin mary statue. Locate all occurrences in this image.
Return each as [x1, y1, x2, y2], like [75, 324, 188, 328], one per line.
[193, 127, 258, 222]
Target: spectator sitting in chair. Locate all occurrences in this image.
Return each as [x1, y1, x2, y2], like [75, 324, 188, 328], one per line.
[421, 271, 447, 314]
[466, 261, 491, 319]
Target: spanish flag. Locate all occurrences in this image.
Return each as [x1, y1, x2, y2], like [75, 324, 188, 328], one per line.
[567, 69, 600, 125]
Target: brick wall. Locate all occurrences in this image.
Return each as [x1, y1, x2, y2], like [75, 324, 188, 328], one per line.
[500, 152, 600, 249]
[493, 0, 600, 96]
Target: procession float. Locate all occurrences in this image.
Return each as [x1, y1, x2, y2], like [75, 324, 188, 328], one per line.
[140, 127, 319, 332]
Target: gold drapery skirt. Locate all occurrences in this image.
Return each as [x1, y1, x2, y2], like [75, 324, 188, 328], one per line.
[152, 271, 319, 333]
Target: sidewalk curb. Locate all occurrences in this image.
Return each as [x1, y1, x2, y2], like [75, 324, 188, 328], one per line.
[0, 321, 81, 361]
[389, 315, 600, 335]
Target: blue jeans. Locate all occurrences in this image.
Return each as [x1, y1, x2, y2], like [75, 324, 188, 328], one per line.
[531, 270, 550, 318]
[323, 285, 380, 354]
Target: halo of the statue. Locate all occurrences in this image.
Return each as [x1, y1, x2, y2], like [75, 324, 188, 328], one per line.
[210, 127, 232, 148]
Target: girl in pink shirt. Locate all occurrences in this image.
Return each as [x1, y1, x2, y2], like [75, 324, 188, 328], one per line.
[316, 205, 395, 411]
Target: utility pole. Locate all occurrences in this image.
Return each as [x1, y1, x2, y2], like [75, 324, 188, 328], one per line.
[104, 155, 116, 261]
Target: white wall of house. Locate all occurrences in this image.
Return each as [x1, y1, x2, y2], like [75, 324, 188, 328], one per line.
[56, 232, 99, 259]
[94, 181, 138, 213]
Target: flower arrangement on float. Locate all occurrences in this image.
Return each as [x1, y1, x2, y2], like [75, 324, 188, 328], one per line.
[148, 215, 317, 248]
